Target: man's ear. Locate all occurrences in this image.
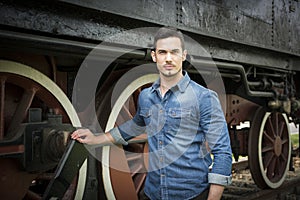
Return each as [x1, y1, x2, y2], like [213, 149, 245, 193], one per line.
[151, 51, 156, 62]
[182, 49, 187, 61]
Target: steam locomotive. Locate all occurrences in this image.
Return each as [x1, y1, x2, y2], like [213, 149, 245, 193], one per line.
[0, 0, 299, 199]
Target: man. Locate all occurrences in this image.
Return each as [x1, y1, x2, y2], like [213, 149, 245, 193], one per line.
[71, 27, 232, 200]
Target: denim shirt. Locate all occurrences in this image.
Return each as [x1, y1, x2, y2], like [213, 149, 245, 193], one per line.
[110, 72, 232, 200]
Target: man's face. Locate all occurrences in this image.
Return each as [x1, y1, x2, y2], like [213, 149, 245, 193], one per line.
[151, 37, 187, 78]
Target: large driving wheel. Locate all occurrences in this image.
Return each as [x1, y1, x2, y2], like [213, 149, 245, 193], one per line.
[94, 72, 157, 199]
[0, 60, 86, 199]
[248, 107, 291, 189]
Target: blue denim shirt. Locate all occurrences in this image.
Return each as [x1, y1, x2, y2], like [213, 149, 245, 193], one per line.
[110, 72, 232, 200]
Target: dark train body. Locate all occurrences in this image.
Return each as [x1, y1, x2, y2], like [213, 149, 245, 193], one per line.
[0, 0, 299, 199]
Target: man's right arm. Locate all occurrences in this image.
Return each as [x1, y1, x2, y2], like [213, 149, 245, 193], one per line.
[71, 99, 146, 146]
[71, 128, 115, 145]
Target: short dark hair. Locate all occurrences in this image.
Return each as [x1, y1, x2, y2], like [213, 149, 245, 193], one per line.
[153, 27, 185, 50]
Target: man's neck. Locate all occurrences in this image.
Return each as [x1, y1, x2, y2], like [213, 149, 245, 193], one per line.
[159, 71, 183, 95]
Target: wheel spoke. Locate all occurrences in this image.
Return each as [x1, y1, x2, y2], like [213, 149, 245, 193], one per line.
[274, 157, 281, 176]
[266, 156, 276, 179]
[0, 78, 5, 139]
[280, 152, 287, 162]
[121, 104, 133, 119]
[126, 152, 143, 162]
[128, 95, 137, 116]
[7, 89, 36, 137]
[262, 145, 273, 153]
[130, 162, 143, 175]
[263, 151, 274, 169]
[267, 117, 276, 138]
[134, 173, 146, 194]
[278, 121, 284, 138]
[281, 138, 289, 145]
[274, 113, 279, 136]
[263, 130, 274, 143]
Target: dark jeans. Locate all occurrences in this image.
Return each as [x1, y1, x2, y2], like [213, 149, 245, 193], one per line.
[139, 188, 209, 200]
[192, 188, 209, 200]
[139, 189, 150, 200]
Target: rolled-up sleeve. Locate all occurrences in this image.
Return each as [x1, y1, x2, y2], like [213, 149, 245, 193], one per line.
[110, 127, 128, 145]
[110, 114, 146, 145]
[208, 173, 232, 186]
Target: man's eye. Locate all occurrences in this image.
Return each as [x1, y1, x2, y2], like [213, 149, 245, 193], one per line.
[158, 51, 166, 55]
[171, 50, 180, 54]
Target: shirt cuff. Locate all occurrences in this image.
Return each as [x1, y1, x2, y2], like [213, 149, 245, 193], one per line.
[110, 127, 128, 145]
[208, 173, 232, 186]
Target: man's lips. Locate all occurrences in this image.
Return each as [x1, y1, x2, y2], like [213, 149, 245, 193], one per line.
[164, 64, 174, 69]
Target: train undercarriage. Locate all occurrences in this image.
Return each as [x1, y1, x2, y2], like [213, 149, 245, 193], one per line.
[0, 41, 299, 199]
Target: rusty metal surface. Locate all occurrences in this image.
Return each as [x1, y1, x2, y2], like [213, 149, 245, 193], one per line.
[0, 0, 299, 70]
[0, 144, 24, 155]
[0, 158, 38, 200]
[59, 0, 300, 56]
[226, 94, 259, 125]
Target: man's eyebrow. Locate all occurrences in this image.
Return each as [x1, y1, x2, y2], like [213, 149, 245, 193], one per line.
[156, 48, 181, 52]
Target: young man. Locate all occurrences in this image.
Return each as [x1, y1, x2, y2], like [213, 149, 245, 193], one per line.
[71, 27, 232, 200]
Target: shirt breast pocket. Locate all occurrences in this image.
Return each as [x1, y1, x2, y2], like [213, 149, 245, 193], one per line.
[168, 108, 192, 130]
[140, 108, 159, 135]
[168, 108, 191, 119]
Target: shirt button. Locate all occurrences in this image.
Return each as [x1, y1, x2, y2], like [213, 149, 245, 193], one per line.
[159, 141, 162, 144]
[159, 109, 163, 113]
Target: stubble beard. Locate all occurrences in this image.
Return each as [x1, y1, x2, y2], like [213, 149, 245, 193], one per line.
[160, 67, 181, 78]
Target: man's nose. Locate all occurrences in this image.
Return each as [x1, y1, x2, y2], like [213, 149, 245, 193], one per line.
[166, 52, 172, 61]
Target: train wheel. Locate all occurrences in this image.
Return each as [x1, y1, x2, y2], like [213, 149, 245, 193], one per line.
[248, 107, 291, 189]
[0, 60, 86, 199]
[96, 73, 157, 199]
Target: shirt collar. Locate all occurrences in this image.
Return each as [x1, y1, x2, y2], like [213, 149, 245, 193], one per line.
[150, 71, 190, 93]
